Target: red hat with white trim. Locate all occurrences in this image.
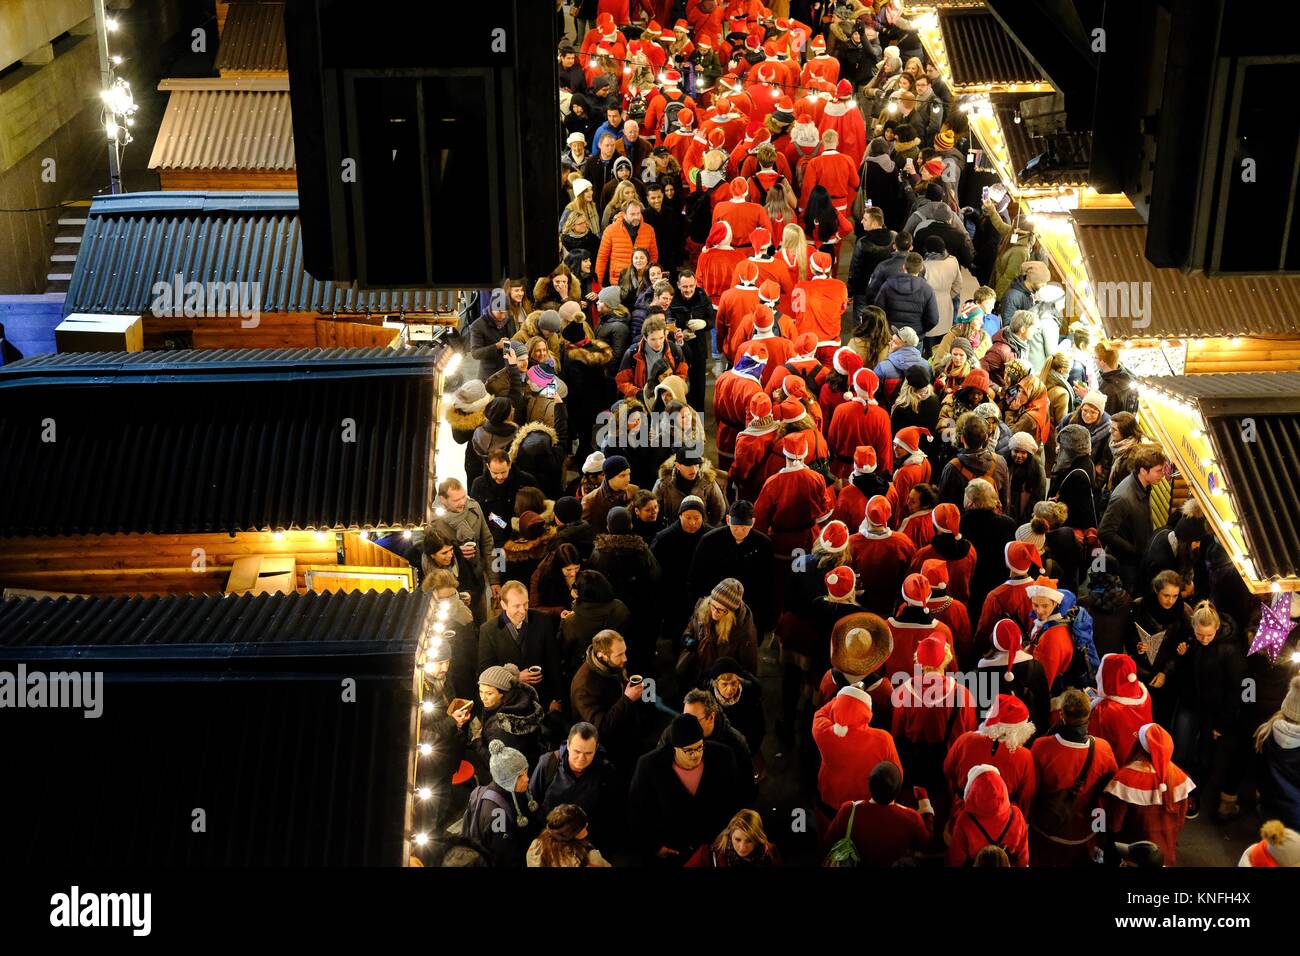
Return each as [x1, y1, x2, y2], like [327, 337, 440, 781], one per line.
[758, 280, 781, 304]
[778, 399, 805, 425]
[920, 558, 949, 591]
[782, 431, 808, 460]
[752, 305, 776, 334]
[819, 521, 850, 552]
[660, 27, 676, 42]
[730, 176, 750, 199]
[745, 33, 762, 52]
[773, 96, 796, 122]
[663, 69, 682, 87]
[747, 391, 773, 421]
[597, 12, 616, 34]
[775, 16, 792, 31]
[674, 18, 689, 32]
[794, 332, 818, 357]
[931, 502, 961, 537]
[783, 375, 809, 401]
[810, 250, 833, 274]
[596, 42, 613, 57]
[628, 40, 644, 57]
[866, 495, 891, 527]
[757, 62, 777, 83]
[901, 572, 931, 607]
[836, 78, 853, 99]
[737, 260, 760, 284]
[1137, 723, 1174, 793]
[1026, 575, 1063, 605]
[852, 445, 877, 475]
[750, 227, 772, 253]
[748, 127, 773, 148]
[1097, 653, 1143, 701]
[893, 426, 931, 455]
[676, 108, 695, 129]
[916, 635, 948, 670]
[707, 127, 728, 149]
[980, 694, 1034, 750]
[1005, 540, 1042, 574]
[705, 221, 732, 248]
[852, 367, 879, 399]
[992, 619, 1023, 682]
[824, 565, 856, 600]
[809, 34, 826, 54]
[963, 764, 1008, 808]
[832, 346, 863, 377]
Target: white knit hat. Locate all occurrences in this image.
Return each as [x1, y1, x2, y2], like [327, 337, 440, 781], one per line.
[582, 451, 605, 474]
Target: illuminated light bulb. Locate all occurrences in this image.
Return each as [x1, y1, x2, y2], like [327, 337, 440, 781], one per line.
[416, 787, 433, 801]
[419, 743, 433, 757]
[421, 700, 434, 714]
[442, 352, 462, 376]
[1273, 581, 1283, 594]
[424, 660, 436, 674]
[315, 531, 329, 542]
[111, 55, 123, 65]
[1190, 429, 1204, 440]
[1230, 337, 1241, 345]
[1212, 484, 1227, 496]
[696, 78, 704, 89]
[105, 120, 119, 140]
[434, 506, 446, 518]
[100, 89, 114, 103]
[272, 531, 284, 541]
[106, 17, 120, 31]
[413, 832, 429, 847]
[402, 529, 413, 540]
[887, 102, 898, 114]
[1201, 457, 1213, 469]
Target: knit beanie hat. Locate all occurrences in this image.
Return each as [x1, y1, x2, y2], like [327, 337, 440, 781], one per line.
[710, 577, 744, 612]
[670, 712, 705, 747]
[904, 362, 932, 388]
[1081, 389, 1107, 413]
[487, 739, 538, 826]
[973, 401, 1002, 422]
[537, 309, 564, 334]
[1008, 431, 1038, 454]
[607, 506, 633, 533]
[603, 454, 630, 480]
[582, 451, 606, 475]
[679, 495, 707, 517]
[1015, 522, 1046, 551]
[1056, 423, 1092, 463]
[479, 663, 519, 692]
[597, 285, 623, 311]
[948, 336, 974, 360]
[554, 495, 582, 524]
[484, 397, 513, 425]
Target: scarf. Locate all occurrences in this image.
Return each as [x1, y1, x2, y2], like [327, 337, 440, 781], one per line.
[585, 644, 627, 682]
[1109, 435, 1136, 456]
[674, 471, 698, 494]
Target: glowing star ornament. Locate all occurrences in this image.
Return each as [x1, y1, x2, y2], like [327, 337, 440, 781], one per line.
[1249, 593, 1297, 664]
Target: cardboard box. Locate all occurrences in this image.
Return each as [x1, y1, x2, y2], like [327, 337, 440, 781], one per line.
[55, 313, 144, 353]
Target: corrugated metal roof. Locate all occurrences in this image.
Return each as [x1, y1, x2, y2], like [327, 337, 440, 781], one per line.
[148, 79, 294, 172]
[1142, 373, 1300, 579]
[0, 350, 437, 535]
[939, 7, 1046, 87]
[65, 192, 445, 315]
[215, 1, 287, 75]
[1074, 221, 1300, 340]
[993, 94, 1090, 188]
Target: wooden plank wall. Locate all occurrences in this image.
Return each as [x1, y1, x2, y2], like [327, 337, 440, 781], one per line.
[158, 170, 299, 192]
[315, 319, 402, 349]
[138, 314, 401, 350]
[343, 532, 412, 568]
[0, 530, 339, 597]
[1185, 336, 1300, 374]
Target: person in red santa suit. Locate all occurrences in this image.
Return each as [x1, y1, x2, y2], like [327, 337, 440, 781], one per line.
[753, 431, 834, 560]
[946, 764, 1030, 866]
[730, 391, 781, 503]
[580, 13, 628, 70]
[828, 367, 892, 480]
[974, 541, 1042, 659]
[738, 128, 794, 182]
[832, 446, 890, 530]
[794, 77, 834, 126]
[818, 79, 867, 172]
[811, 570, 877, 703]
[714, 344, 767, 455]
[898, 483, 940, 552]
[975, 619, 1052, 732]
[696, 220, 747, 303]
[712, 176, 773, 240]
[1100, 722, 1194, 866]
[766, 331, 825, 400]
[921, 559, 973, 669]
[799, 34, 840, 86]
[744, 63, 784, 121]
[728, 128, 763, 178]
[684, 126, 728, 191]
[812, 643, 902, 826]
[770, 371, 824, 434]
[1028, 688, 1119, 867]
[799, 128, 859, 216]
[715, 259, 760, 355]
[643, 70, 696, 144]
[1022, 576, 1077, 696]
[686, 0, 726, 48]
[714, 72, 756, 125]
[726, 279, 793, 356]
[679, 121, 714, 186]
[733, 231, 794, 308]
[848, 495, 916, 617]
[884, 573, 954, 681]
[1089, 654, 1153, 765]
[892, 635, 977, 824]
[819, 345, 861, 427]
[792, 250, 848, 348]
[702, 94, 749, 154]
[945, 693, 1039, 819]
[886, 426, 932, 526]
[784, 112, 821, 185]
[820, 760, 935, 867]
[737, 306, 794, 387]
[908, 503, 977, 610]
[662, 107, 698, 166]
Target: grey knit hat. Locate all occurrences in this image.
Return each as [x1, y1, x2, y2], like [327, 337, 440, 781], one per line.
[538, 309, 563, 334]
[948, 336, 974, 359]
[1057, 423, 1092, 460]
[478, 663, 519, 691]
[487, 739, 529, 789]
[597, 285, 623, 312]
[973, 401, 1002, 422]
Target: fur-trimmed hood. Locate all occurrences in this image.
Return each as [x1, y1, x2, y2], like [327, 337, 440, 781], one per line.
[503, 529, 556, 562]
[657, 454, 718, 485]
[592, 532, 652, 555]
[509, 498, 556, 530]
[508, 420, 559, 461]
[445, 405, 487, 432]
[565, 331, 615, 366]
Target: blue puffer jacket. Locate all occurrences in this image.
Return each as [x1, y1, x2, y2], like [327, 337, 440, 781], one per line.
[873, 273, 939, 339]
[873, 344, 925, 394]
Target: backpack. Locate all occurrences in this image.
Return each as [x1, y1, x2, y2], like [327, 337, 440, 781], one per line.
[661, 97, 688, 138]
[1031, 595, 1100, 694]
[782, 360, 821, 397]
[969, 814, 1015, 861]
[822, 801, 863, 867]
[626, 89, 649, 123]
[461, 785, 513, 844]
[955, 458, 996, 486]
[1031, 737, 1095, 834]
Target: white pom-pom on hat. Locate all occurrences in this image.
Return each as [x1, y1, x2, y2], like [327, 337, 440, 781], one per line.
[833, 723, 848, 737]
[1128, 673, 1137, 682]
[1159, 783, 1167, 792]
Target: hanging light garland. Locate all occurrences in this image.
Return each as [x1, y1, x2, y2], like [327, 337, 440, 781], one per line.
[409, 597, 454, 860]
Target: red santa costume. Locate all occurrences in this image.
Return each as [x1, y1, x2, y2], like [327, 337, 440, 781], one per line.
[898, 506, 937, 552]
[975, 541, 1042, 657]
[744, 63, 784, 120]
[884, 574, 955, 681]
[813, 683, 902, 825]
[726, 280, 793, 357]
[1029, 719, 1118, 867]
[642, 73, 695, 144]
[778, 402, 831, 470]
[702, 94, 749, 154]
[782, 112, 822, 184]
[818, 79, 868, 171]
[1023, 577, 1075, 693]
[800, 34, 840, 85]
[945, 695, 1039, 817]
[580, 14, 627, 70]
[732, 231, 794, 309]
[799, 131, 860, 214]
[921, 559, 974, 668]
[891, 637, 977, 815]
[662, 109, 697, 166]
[715, 261, 761, 354]
[1100, 723, 1194, 866]
[696, 221, 747, 303]
[907, 503, 977, 606]
[741, 136, 795, 186]
[795, 79, 834, 126]
[774, 371, 825, 434]
[848, 496, 917, 617]
[766, 332, 825, 400]
[792, 251, 849, 348]
[738, 307, 793, 388]
[828, 368, 893, 480]
[830, 446, 881, 530]
[886, 427, 933, 527]
[1089, 654, 1153, 765]
[713, 344, 767, 455]
[754, 432, 834, 558]
[712, 176, 773, 241]
[946, 764, 1030, 867]
[729, 392, 782, 503]
[817, 346, 861, 427]
[685, 0, 725, 48]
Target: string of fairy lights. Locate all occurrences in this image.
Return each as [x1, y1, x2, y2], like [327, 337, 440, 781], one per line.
[410, 596, 456, 853]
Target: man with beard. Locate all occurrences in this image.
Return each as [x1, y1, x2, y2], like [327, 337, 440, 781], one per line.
[570, 629, 647, 775]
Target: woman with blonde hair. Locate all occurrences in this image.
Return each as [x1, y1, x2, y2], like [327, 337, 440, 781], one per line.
[560, 178, 601, 241]
[684, 809, 781, 867]
[526, 804, 611, 867]
[678, 578, 759, 687]
[601, 179, 642, 231]
[764, 178, 799, 238]
[780, 222, 810, 282]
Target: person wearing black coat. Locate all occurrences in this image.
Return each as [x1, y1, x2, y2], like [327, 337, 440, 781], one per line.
[470, 458, 539, 552]
[1139, 514, 1209, 604]
[1048, 424, 1099, 531]
[913, 218, 974, 272]
[559, 570, 632, 687]
[1126, 573, 1194, 726]
[688, 505, 776, 635]
[703, 657, 766, 761]
[847, 219, 897, 322]
[587, 512, 664, 672]
[652, 500, 713, 643]
[628, 716, 746, 865]
[667, 272, 716, 410]
[527, 732, 621, 850]
[961, 506, 1020, 623]
[466, 305, 518, 379]
[477, 600, 564, 710]
[658, 691, 756, 803]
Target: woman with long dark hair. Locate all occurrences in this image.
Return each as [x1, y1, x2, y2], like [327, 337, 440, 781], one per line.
[803, 184, 850, 264]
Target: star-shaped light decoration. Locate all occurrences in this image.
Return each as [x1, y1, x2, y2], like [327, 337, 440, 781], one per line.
[1249, 592, 1297, 664]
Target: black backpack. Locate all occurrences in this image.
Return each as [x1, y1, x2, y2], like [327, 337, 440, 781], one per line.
[461, 786, 512, 844]
[662, 98, 688, 138]
[969, 814, 1014, 863]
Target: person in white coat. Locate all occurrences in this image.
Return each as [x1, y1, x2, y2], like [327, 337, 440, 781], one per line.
[921, 235, 962, 349]
[1022, 282, 1065, 376]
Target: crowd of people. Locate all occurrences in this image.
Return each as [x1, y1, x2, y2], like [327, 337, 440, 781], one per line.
[411, 0, 1300, 869]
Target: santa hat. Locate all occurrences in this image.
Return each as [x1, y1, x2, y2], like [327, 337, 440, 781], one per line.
[752, 305, 776, 338]
[729, 177, 750, 200]
[777, 398, 805, 425]
[916, 635, 949, 671]
[1005, 540, 1042, 575]
[791, 113, 820, 149]
[676, 108, 695, 130]
[963, 763, 1005, 802]
[782, 432, 808, 460]
[852, 445, 877, 475]
[832, 347, 863, 377]
[628, 41, 644, 58]
[829, 683, 873, 736]
[595, 42, 613, 58]
[866, 495, 891, 528]
[674, 18, 689, 32]
[992, 618, 1023, 682]
[931, 502, 961, 538]
[758, 280, 781, 305]
[774, 16, 792, 32]
[748, 128, 773, 150]
[1137, 723, 1174, 794]
[757, 62, 777, 83]
[772, 96, 795, 123]
[736, 260, 760, 286]
[819, 521, 850, 553]
[851, 367, 879, 401]
[901, 572, 932, 607]
[1097, 653, 1144, 702]
[980, 694, 1035, 751]
[783, 375, 810, 402]
[810, 251, 833, 275]
[662, 69, 682, 87]
[705, 220, 733, 249]
[707, 127, 728, 149]
[920, 559, 949, 592]
[835, 78, 853, 100]
[750, 227, 772, 255]
[1026, 575, 1063, 605]
[893, 426, 931, 456]
[825, 565, 856, 601]
[793, 332, 818, 360]
[597, 12, 616, 38]
[809, 34, 826, 54]
[747, 391, 773, 422]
